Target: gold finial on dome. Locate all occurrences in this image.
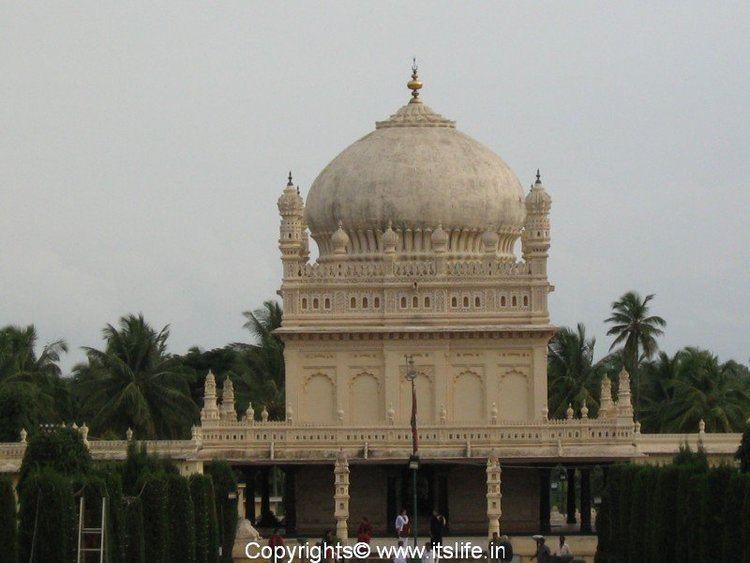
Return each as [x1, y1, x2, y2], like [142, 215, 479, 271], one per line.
[407, 57, 423, 102]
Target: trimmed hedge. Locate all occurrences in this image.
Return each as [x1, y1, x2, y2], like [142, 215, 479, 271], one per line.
[19, 427, 91, 487]
[166, 473, 196, 563]
[598, 459, 750, 563]
[191, 474, 220, 563]
[123, 498, 145, 563]
[205, 461, 237, 563]
[140, 475, 169, 563]
[0, 477, 18, 563]
[18, 469, 77, 563]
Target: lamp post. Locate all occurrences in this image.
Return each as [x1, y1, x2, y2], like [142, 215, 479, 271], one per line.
[405, 355, 419, 552]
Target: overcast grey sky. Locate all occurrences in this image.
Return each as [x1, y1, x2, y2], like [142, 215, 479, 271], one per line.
[1, 2, 748, 371]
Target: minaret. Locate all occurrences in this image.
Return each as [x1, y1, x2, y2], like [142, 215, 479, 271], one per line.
[220, 377, 237, 422]
[278, 171, 306, 276]
[522, 169, 552, 277]
[201, 370, 219, 422]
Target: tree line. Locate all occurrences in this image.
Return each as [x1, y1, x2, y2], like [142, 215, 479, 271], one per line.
[0, 291, 748, 441]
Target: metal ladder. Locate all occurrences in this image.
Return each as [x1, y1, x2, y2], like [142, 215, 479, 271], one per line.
[76, 496, 107, 563]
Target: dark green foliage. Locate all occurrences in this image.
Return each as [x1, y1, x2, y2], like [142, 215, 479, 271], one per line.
[743, 481, 750, 563]
[165, 474, 195, 563]
[672, 443, 709, 471]
[19, 427, 91, 487]
[18, 469, 77, 563]
[205, 460, 237, 563]
[594, 465, 622, 563]
[722, 473, 748, 563]
[123, 498, 145, 563]
[700, 466, 732, 562]
[617, 465, 637, 561]
[121, 443, 178, 496]
[0, 477, 18, 563]
[628, 467, 652, 563]
[191, 474, 219, 563]
[140, 475, 169, 563]
[737, 424, 750, 472]
[0, 385, 40, 442]
[648, 465, 679, 563]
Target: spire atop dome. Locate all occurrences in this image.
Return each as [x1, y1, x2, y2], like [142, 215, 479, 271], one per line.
[536, 169, 541, 184]
[288, 171, 294, 186]
[407, 57, 423, 102]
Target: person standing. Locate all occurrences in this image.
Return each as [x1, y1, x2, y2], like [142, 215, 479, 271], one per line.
[531, 536, 551, 563]
[552, 536, 572, 563]
[357, 517, 373, 544]
[394, 540, 407, 563]
[429, 509, 447, 546]
[395, 508, 411, 539]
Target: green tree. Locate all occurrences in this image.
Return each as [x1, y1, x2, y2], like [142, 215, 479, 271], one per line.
[18, 469, 77, 563]
[664, 348, 750, 432]
[165, 474, 195, 563]
[205, 461, 237, 563]
[19, 427, 91, 487]
[0, 325, 72, 437]
[649, 465, 679, 563]
[738, 423, 750, 472]
[232, 301, 285, 419]
[73, 314, 198, 439]
[191, 474, 219, 563]
[605, 292, 666, 413]
[123, 498, 145, 563]
[140, 475, 169, 563]
[0, 477, 18, 563]
[638, 351, 680, 432]
[722, 473, 748, 562]
[547, 324, 612, 419]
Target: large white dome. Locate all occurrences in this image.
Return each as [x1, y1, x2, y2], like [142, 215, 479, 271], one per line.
[305, 92, 526, 261]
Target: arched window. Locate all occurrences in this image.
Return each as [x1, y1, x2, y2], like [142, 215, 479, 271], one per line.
[523, 295, 529, 307]
[475, 296, 481, 307]
[512, 296, 517, 307]
[412, 296, 418, 308]
[313, 298, 319, 309]
[302, 298, 308, 309]
[451, 297, 457, 307]
[362, 297, 368, 308]
[424, 296, 430, 308]
[401, 296, 407, 309]
[350, 297, 357, 309]
[500, 296, 506, 307]
[374, 297, 380, 308]
[324, 298, 331, 309]
[463, 296, 469, 307]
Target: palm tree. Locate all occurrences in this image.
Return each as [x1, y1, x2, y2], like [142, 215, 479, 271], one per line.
[0, 325, 72, 426]
[605, 291, 666, 414]
[662, 347, 750, 433]
[73, 315, 198, 439]
[638, 351, 681, 432]
[232, 301, 285, 419]
[547, 323, 613, 419]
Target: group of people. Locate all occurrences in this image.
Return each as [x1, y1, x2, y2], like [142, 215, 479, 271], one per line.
[267, 514, 573, 563]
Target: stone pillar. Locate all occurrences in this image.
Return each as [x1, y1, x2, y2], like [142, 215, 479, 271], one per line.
[539, 468, 551, 534]
[566, 468, 577, 524]
[237, 483, 247, 519]
[243, 468, 256, 523]
[334, 454, 350, 541]
[580, 468, 592, 533]
[284, 466, 297, 535]
[486, 456, 502, 539]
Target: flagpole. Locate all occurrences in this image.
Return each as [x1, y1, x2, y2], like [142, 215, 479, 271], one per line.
[405, 355, 420, 557]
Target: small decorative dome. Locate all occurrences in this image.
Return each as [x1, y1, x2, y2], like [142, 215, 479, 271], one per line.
[277, 172, 304, 215]
[383, 221, 398, 253]
[430, 224, 449, 252]
[481, 229, 500, 253]
[331, 221, 349, 255]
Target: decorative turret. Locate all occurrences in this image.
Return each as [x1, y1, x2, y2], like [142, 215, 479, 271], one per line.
[599, 376, 614, 418]
[220, 377, 237, 422]
[278, 171, 306, 274]
[481, 228, 499, 256]
[201, 370, 220, 421]
[522, 169, 552, 277]
[617, 368, 634, 419]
